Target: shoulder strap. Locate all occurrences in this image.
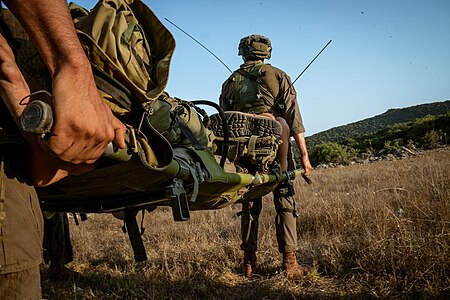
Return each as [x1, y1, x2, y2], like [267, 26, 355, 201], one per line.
[236, 68, 264, 83]
[236, 65, 279, 112]
[90, 63, 138, 111]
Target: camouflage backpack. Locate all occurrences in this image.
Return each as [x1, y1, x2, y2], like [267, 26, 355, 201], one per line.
[230, 63, 268, 114]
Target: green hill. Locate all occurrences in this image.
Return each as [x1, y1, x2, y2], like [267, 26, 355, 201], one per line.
[306, 100, 450, 150]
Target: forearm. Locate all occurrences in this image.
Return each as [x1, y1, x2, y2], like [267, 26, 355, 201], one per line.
[293, 131, 312, 175]
[293, 132, 309, 159]
[2, 0, 88, 76]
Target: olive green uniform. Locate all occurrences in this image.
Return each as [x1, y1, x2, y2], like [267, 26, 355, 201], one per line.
[220, 61, 305, 135]
[0, 12, 44, 299]
[220, 61, 305, 253]
[0, 109, 44, 299]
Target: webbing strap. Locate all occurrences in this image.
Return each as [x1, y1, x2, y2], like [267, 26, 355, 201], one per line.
[247, 135, 258, 159]
[236, 68, 264, 84]
[236, 67, 277, 106]
[275, 196, 299, 218]
[186, 162, 199, 202]
[175, 117, 204, 150]
[276, 208, 295, 214]
[91, 63, 136, 110]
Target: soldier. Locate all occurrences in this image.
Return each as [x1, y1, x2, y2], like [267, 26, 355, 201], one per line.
[0, 0, 126, 298]
[219, 34, 313, 279]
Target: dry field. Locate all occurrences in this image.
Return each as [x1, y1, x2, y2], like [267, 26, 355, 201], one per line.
[42, 148, 449, 299]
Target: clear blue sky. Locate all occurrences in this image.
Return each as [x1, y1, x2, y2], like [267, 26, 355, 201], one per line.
[77, 0, 450, 135]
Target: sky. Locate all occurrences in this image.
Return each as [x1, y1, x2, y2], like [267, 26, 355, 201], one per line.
[76, 0, 450, 136]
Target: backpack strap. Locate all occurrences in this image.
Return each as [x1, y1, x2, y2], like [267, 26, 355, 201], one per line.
[174, 117, 204, 150]
[236, 68, 274, 99]
[236, 68, 264, 83]
[90, 63, 138, 112]
[236, 66, 280, 114]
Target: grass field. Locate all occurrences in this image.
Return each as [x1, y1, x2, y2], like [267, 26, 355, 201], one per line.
[41, 148, 449, 299]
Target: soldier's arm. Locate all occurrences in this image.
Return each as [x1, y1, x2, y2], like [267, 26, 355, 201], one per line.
[2, 0, 126, 165]
[292, 132, 312, 175]
[278, 73, 312, 174]
[0, 34, 92, 186]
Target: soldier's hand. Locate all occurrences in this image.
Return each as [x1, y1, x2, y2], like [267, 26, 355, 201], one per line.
[301, 156, 313, 176]
[0, 35, 94, 186]
[39, 60, 126, 164]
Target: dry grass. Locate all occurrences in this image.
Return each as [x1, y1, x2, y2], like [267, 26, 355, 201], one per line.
[41, 148, 450, 299]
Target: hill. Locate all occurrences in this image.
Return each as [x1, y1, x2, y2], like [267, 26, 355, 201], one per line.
[306, 100, 450, 150]
[41, 149, 450, 299]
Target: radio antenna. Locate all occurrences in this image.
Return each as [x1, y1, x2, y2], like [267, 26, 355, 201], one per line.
[165, 18, 233, 73]
[291, 39, 332, 86]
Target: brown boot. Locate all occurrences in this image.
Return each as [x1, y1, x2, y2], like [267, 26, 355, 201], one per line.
[282, 252, 306, 280]
[242, 251, 257, 277]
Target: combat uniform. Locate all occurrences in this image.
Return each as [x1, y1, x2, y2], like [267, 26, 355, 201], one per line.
[0, 10, 44, 299]
[220, 60, 305, 254]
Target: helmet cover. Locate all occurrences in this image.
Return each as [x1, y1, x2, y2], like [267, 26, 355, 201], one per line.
[238, 34, 272, 60]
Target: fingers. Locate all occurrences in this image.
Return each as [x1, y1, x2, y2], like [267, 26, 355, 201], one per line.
[112, 116, 127, 149]
[304, 163, 313, 176]
[38, 106, 126, 165]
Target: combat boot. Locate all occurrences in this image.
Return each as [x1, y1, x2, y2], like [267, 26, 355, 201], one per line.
[242, 251, 257, 277]
[282, 251, 306, 280]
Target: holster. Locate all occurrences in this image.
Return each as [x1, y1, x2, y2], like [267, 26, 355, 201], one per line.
[273, 179, 295, 198]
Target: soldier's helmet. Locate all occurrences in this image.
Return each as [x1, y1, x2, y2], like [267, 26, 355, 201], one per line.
[238, 34, 272, 60]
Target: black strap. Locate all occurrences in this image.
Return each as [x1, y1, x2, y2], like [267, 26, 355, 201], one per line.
[90, 63, 137, 112]
[175, 117, 204, 150]
[172, 102, 204, 150]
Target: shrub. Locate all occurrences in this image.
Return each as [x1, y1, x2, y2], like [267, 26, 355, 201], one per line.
[383, 139, 402, 153]
[422, 130, 440, 149]
[311, 142, 356, 165]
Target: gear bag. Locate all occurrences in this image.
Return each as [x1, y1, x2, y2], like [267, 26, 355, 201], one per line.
[73, 0, 175, 108]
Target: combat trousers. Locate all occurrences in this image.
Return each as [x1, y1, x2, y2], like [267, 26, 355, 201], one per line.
[240, 195, 298, 253]
[0, 147, 44, 300]
[240, 142, 299, 253]
[0, 12, 44, 299]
